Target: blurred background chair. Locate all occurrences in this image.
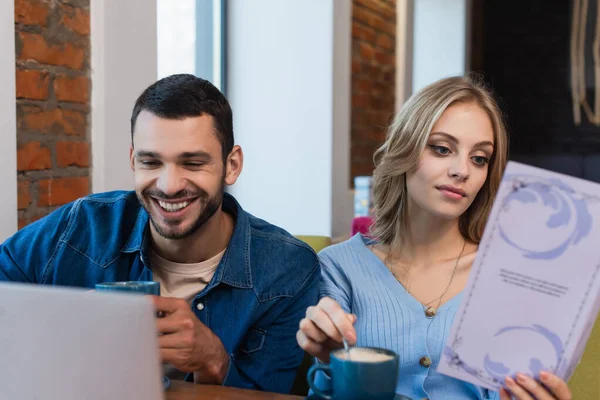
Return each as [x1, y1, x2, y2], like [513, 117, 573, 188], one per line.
[351, 216, 374, 237]
[568, 314, 600, 399]
[295, 235, 332, 253]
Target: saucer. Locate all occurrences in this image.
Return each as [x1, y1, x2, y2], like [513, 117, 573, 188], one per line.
[162, 376, 171, 390]
[305, 394, 412, 400]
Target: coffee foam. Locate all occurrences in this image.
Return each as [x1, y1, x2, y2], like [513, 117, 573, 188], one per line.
[335, 347, 394, 362]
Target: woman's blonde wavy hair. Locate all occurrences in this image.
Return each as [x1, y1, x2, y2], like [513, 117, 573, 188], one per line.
[370, 74, 509, 248]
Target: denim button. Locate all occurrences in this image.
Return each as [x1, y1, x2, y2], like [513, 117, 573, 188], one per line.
[196, 302, 204, 311]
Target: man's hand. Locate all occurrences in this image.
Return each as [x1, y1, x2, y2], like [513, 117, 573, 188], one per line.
[151, 296, 230, 384]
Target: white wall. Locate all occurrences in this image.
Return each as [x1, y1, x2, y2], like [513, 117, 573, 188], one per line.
[91, 0, 158, 193]
[157, 0, 196, 79]
[412, 0, 469, 93]
[227, 0, 352, 237]
[0, 0, 18, 241]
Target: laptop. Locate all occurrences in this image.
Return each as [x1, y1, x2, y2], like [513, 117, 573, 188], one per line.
[0, 282, 164, 400]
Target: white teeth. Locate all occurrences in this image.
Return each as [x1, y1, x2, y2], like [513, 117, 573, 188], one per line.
[158, 200, 189, 212]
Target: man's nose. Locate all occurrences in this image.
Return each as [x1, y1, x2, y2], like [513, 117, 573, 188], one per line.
[155, 165, 186, 196]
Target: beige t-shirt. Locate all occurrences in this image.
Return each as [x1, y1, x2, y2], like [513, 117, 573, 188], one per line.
[150, 247, 226, 303]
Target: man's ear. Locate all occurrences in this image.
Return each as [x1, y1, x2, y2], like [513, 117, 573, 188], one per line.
[224, 145, 243, 186]
[129, 146, 135, 171]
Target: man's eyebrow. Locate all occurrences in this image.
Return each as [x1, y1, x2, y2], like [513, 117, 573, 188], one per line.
[179, 151, 212, 160]
[135, 150, 160, 158]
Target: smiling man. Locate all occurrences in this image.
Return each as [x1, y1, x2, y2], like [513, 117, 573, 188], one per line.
[0, 74, 320, 394]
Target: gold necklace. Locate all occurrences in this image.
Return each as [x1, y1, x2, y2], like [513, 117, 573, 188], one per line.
[390, 239, 467, 319]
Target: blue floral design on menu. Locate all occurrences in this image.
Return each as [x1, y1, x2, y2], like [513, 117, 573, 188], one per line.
[498, 175, 593, 260]
[483, 324, 564, 381]
[444, 325, 564, 387]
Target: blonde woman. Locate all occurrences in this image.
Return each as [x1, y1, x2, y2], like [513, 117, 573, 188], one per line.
[296, 75, 572, 400]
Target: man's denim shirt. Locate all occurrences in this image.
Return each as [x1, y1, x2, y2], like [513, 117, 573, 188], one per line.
[0, 191, 320, 394]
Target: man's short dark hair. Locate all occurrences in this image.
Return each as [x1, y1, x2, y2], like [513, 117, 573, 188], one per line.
[131, 74, 234, 162]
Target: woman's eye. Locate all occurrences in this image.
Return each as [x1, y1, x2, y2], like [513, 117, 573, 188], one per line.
[471, 156, 489, 166]
[429, 145, 451, 155]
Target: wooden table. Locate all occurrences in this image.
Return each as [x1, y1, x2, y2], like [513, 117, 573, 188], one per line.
[165, 381, 305, 400]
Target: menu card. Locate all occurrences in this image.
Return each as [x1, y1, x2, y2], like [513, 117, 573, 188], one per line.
[437, 161, 600, 392]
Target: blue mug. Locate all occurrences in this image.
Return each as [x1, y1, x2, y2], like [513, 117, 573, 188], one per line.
[307, 347, 400, 400]
[95, 281, 161, 295]
[94, 281, 170, 390]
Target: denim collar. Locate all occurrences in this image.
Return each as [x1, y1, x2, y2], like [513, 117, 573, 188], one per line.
[121, 192, 253, 289]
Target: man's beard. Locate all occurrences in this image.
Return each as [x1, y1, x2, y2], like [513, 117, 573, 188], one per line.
[138, 182, 224, 240]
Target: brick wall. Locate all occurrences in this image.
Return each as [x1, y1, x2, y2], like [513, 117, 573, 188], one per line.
[14, 0, 91, 229]
[351, 0, 396, 183]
